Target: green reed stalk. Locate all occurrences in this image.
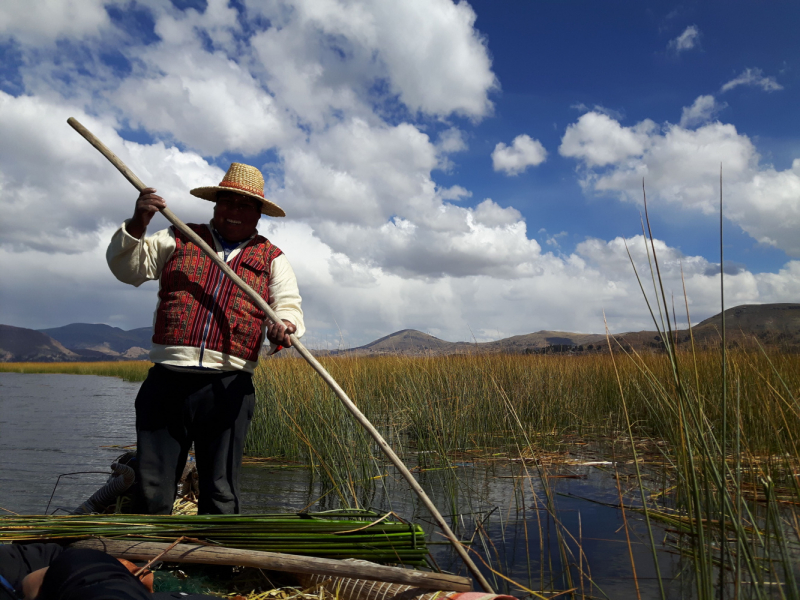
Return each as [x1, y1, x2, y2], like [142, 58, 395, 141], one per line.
[719, 165, 729, 597]
[605, 316, 666, 600]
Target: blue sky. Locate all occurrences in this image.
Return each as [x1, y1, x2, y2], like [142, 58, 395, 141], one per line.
[443, 1, 799, 273]
[0, 0, 798, 347]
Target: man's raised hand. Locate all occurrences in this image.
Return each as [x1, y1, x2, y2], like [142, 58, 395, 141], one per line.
[128, 188, 166, 239]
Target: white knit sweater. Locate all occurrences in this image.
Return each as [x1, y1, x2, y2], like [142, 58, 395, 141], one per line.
[106, 220, 304, 373]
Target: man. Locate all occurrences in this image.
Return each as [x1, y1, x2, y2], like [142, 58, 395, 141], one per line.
[107, 162, 304, 515]
[1, 542, 218, 599]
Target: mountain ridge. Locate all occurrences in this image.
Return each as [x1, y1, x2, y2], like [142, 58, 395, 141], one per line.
[325, 303, 800, 356]
[1, 303, 798, 362]
[0, 325, 80, 362]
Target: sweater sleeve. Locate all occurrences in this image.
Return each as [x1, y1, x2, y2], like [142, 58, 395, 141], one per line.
[266, 253, 305, 353]
[106, 220, 176, 287]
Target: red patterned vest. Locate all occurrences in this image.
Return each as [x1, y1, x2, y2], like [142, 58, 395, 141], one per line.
[153, 224, 283, 363]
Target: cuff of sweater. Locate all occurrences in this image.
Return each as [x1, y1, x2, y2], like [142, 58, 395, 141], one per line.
[120, 219, 145, 246]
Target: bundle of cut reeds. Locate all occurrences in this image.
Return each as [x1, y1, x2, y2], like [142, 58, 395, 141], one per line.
[0, 511, 428, 565]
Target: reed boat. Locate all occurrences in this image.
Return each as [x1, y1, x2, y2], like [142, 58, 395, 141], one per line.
[0, 459, 513, 600]
[0, 514, 513, 600]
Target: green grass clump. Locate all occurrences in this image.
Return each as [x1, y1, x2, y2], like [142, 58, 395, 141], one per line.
[0, 361, 152, 382]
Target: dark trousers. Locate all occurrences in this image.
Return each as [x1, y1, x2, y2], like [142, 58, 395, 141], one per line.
[133, 364, 255, 515]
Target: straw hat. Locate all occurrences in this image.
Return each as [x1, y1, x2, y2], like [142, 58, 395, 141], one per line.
[190, 162, 285, 217]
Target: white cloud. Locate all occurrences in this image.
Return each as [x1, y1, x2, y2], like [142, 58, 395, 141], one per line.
[4, 224, 796, 347]
[0, 92, 222, 254]
[545, 231, 568, 248]
[8, 0, 497, 157]
[363, 0, 497, 118]
[0, 0, 111, 45]
[246, 0, 496, 122]
[437, 185, 472, 201]
[436, 127, 468, 154]
[668, 25, 700, 53]
[571, 103, 625, 120]
[112, 46, 294, 156]
[492, 134, 548, 175]
[1, 0, 797, 348]
[0, 0, 505, 280]
[560, 111, 800, 256]
[721, 68, 783, 93]
[560, 112, 657, 167]
[0, 87, 536, 283]
[679, 95, 726, 128]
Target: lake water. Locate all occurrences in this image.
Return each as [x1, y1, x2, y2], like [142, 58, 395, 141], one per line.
[0, 372, 686, 598]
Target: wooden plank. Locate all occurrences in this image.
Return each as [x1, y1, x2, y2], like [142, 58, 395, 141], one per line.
[71, 538, 472, 592]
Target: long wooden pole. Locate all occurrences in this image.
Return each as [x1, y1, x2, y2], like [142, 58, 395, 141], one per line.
[71, 538, 472, 591]
[67, 117, 493, 593]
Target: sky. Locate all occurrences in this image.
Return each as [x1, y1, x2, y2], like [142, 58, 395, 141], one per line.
[1, 0, 799, 348]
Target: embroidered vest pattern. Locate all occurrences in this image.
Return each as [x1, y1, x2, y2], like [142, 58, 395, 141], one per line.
[153, 224, 283, 363]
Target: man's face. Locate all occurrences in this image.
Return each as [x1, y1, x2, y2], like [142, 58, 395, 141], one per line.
[213, 192, 262, 242]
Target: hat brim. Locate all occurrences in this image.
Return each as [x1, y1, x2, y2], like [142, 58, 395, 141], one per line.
[190, 186, 286, 218]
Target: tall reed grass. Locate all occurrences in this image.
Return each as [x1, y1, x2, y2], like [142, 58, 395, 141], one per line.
[250, 347, 800, 597]
[249, 350, 799, 464]
[0, 361, 152, 381]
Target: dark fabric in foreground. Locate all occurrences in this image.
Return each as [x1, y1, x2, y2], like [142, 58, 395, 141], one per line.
[37, 548, 149, 600]
[38, 548, 218, 600]
[134, 364, 255, 514]
[1, 544, 219, 600]
[0, 542, 63, 599]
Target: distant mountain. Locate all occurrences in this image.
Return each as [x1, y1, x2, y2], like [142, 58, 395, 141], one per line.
[322, 303, 800, 357]
[4, 303, 798, 363]
[479, 330, 608, 352]
[39, 323, 151, 359]
[359, 329, 462, 354]
[0, 325, 79, 362]
[696, 303, 800, 333]
[610, 303, 800, 352]
[332, 328, 608, 356]
[344, 329, 610, 356]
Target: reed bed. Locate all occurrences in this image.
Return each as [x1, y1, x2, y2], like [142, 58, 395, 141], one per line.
[249, 347, 800, 598]
[249, 350, 800, 463]
[0, 360, 152, 381]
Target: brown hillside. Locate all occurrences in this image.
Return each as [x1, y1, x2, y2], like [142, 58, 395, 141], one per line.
[482, 330, 608, 352]
[696, 303, 800, 333]
[358, 329, 460, 354]
[0, 325, 79, 362]
[611, 304, 800, 352]
[331, 303, 800, 357]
